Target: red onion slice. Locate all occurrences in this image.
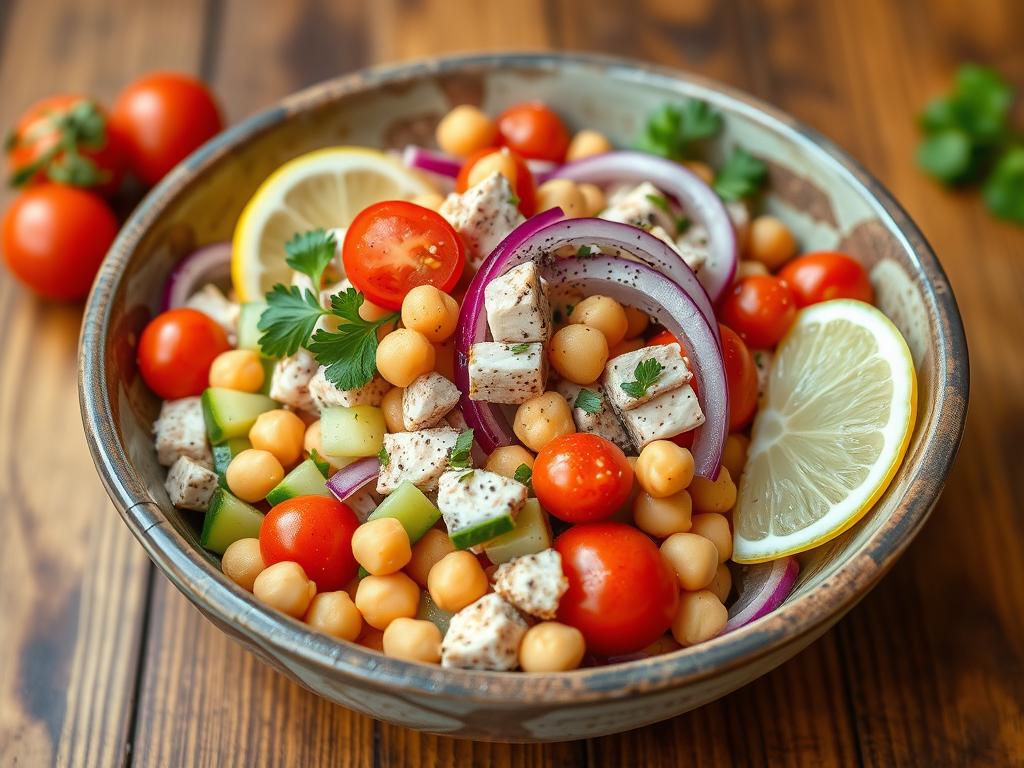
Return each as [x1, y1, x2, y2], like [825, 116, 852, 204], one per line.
[326, 457, 380, 501]
[402, 145, 462, 178]
[552, 151, 737, 303]
[161, 242, 232, 311]
[724, 557, 800, 632]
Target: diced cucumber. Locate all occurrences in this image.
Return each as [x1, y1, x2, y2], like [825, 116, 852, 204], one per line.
[321, 405, 386, 458]
[202, 388, 277, 443]
[367, 481, 440, 544]
[200, 488, 265, 555]
[483, 499, 552, 564]
[237, 301, 268, 352]
[266, 459, 331, 506]
[258, 357, 277, 396]
[450, 513, 515, 550]
[416, 592, 453, 636]
[212, 436, 251, 488]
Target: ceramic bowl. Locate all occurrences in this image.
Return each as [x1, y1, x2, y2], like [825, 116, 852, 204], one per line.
[79, 52, 968, 742]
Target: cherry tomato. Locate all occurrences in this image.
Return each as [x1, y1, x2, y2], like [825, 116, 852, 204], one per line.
[719, 324, 758, 430]
[6, 95, 126, 196]
[455, 147, 536, 216]
[532, 433, 633, 523]
[259, 496, 359, 591]
[555, 523, 679, 656]
[137, 308, 231, 399]
[778, 251, 874, 307]
[719, 275, 797, 350]
[110, 72, 223, 186]
[343, 201, 465, 310]
[496, 103, 570, 163]
[1, 184, 118, 301]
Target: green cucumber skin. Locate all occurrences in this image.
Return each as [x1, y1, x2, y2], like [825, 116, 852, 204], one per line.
[450, 514, 516, 550]
[212, 437, 252, 488]
[266, 459, 332, 507]
[200, 488, 265, 555]
[483, 499, 551, 564]
[237, 302, 268, 352]
[367, 481, 440, 544]
[201, 388, 277, 443]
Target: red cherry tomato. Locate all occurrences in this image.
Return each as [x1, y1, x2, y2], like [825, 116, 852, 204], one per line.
[496, 102, 571, 163]
[110, 72, 223, 186]
[343, 201, 465, 310]
[259, 496, 359, 591]
[455, 147, 536, 216]
[556, 523, 679, 656]
[719, 275, 797, 350]
[719, 324, 758, 430]
[646, 329, 680, 348]
[6, 95, 126, 196]
[532, 434, 634, 523]
[1, 184, 118, 301]
[137, 308, 231, 399]
[778, 251, 874, 307]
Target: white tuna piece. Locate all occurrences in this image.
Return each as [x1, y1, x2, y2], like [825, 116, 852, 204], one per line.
[619, 383, 705, 449]
[468, 342, 546, 405]
[439, 171, 525, 270]
[600, 181, 677, 232]
[308, 366, 390, 412]
[484, 261, 552, 343]
[185, 284, 240, 344]
[437, 469, 528, 542]
[553, 379, 635, 454]
[441, 593, 528, 671]
[164, 456, 219, 512]
[402, 372, 461, 431]
[153, 397, 211, 467]
[493, 549, 568, 620]
[376, 428, 460, 495]
[603, 343, 692, 412]
[269, 349, 319, 415]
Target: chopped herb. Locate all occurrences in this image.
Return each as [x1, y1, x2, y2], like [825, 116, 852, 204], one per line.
[510, 343, 531, 354]
[635, 100, 723, 161]
[576, 244, 593, 258]
[645, 193, 671, 214]
[574, 388, 603, 414]
[513, 463, 533, 489]
[713, 147, 768, 201]
[447, 429, 475, 470]
[285, 229, 337, 290]
[675, 215, 691, 234]
[307, 288, 400, 390]
[983, 146, 1024, 222]
[309, 449, 330, 477]
[377, 445, 390, 468]
[565, 303, 575, 317]
[620, 357, 665, 399]
[257, 283, 326, 358]
[458, 470, 475, 483]
[507, 193, 521, 206]
[552, 308, 563, 324]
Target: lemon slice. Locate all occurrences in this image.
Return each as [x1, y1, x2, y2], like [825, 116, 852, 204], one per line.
[732, 300, 917, 563]
[231, 147, 435, 302]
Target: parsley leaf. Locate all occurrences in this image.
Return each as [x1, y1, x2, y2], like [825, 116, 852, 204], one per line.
[285, 229, 336, 290]
[513, 463, 532, 489]
[508, 193, 521, 206]
[675, 215, 691, 234]
[576, 245, 593, 258]
[377, 445, 390, 468]
[510, 343, 531, 354]
[636, 100, 723, 160]
[620, 357, 665, 399]
[713, 147, 768, 201]
[309, 449, 330, 478]
[574, 388, 603, 414]
[458, 470, 475, 483]
[307, 289, 399, 390]
[983, 146, 1024, 223]
[257, 284, 326, 358]
[447, 429, 475, 470]
[645, 193, 671, 214]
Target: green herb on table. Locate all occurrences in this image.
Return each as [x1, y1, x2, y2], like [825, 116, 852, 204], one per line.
[713, 147, 768, 201]
[636, 100, 723, 160]
[620, 358, 665, 399]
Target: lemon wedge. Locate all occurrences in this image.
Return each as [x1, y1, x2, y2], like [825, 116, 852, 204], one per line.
[231, 147, 435, 302]
[732, 300, 917, 563]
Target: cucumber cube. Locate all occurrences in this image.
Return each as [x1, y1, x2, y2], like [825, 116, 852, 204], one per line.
[200, 488, 265, 555]
[212, 436, 252, 488]
[237, 301, 268, 352]
[367, 481, 441, 544]
[266, 459, 331, 506]
[416, 592, 453, 636]
[483, 499, 552, 564]
[321, 405, 386, 458]
[201, 388, 277, 443]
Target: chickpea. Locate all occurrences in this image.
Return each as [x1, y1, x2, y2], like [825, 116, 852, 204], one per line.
[708, 563, 732, 603]
[608, 337, 646, 358]
[671, 590, 728, 647]
[221, 537, 265, 592]
[623, 306, 650, 339]
[689, 467, 738, 514]
[381, 386, 406, 433]
[304, 421, 352, 472]
[721, 434, 750, 480]
[376, 329, 436, 387]
[635, 441, 695, 498]
[518, 622, 586, 672]
[536, 179, 587, 218]
[358, 626, 385, 652]
[382, 617, 443, 664]
[226, 449, 284, 503]
[683, 160, 715, 186]
[351, 517, 412, 576]
[466, 148, 517, 189]
[643, 634, 682, 657]
[401, 285, 460, 342]
[549, 324, 608, 385]
[436, 105, 498, 158]
[569, 295, 628, 347]
[690, 512, 733, 564]
[633, 490, 692, 538]
[304, 591, 363, 641]
[513, 391, 576, 453]
[249, 409, 306, 467]
[354, 572, 421, 630]
[578, 183, 607, 216]
[485, 445, 535, 479]
[748, 215, 798, 270]
[427, 551, 488, 612]
[411, 192, 446, 211]
[660, 532, 719, 591]
[566, 129, 613, 162]
[406, 528, 456, 588]
[735, 260, 770, 281]
[253, 561, 316, 618]
[209, 349, 265, 392]
[358, 296, 393, 323]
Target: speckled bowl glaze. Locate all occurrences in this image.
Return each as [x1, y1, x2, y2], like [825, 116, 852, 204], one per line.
[79, 52, 968, 742]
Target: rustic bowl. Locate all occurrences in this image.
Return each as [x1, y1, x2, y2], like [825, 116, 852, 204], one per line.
[79, 52, 968, 742]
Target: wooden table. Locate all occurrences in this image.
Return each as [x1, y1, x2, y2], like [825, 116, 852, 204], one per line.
[1, 0, 1020, 764]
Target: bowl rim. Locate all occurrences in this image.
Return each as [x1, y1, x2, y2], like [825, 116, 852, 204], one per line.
[79, 51, 968, 705]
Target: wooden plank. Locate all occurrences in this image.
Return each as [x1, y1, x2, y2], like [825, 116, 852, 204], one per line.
[0, 0, 206, 765]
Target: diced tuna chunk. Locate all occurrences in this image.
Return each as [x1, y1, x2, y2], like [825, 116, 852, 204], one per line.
[437, 469, 527, 544]
[308, 366, 389, 412]
[439, 171, 525, 270]
[619, 383, 705, 449]
[603, 343, 692, 412]
[403, 372, 460, 431]
[185, 284, 240, 344]
[493, 549, 568, 620]
[553, 379, 635, 453]
[164, 456, 219, 512]
[484, 261, 552, 343]
[468, 342, 546, 404]
[376, 428, 460, 495]
[441, 593, 527, 671]
[269, 349, 319, 414]
[600, 181, 677, 232]
[153, 397, 212, 467]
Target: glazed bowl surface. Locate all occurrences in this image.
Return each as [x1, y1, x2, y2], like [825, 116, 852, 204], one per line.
[79, 52, 968, 742]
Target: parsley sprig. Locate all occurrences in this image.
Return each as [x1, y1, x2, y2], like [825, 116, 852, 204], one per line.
[636, 100, 723, 160]
[513, 463, 533, 489]
[620, 358, 665, 399]
[308, 290, 400, 390]
[713, 147, 768, 201]
[285, 229, 336, 290]
[574, 388, 603, 414]
[447, 429, 475, 470]
[377, 445, 390, 468]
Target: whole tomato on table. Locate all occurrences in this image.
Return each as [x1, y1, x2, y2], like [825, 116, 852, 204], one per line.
[260, 496, 360, 591]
